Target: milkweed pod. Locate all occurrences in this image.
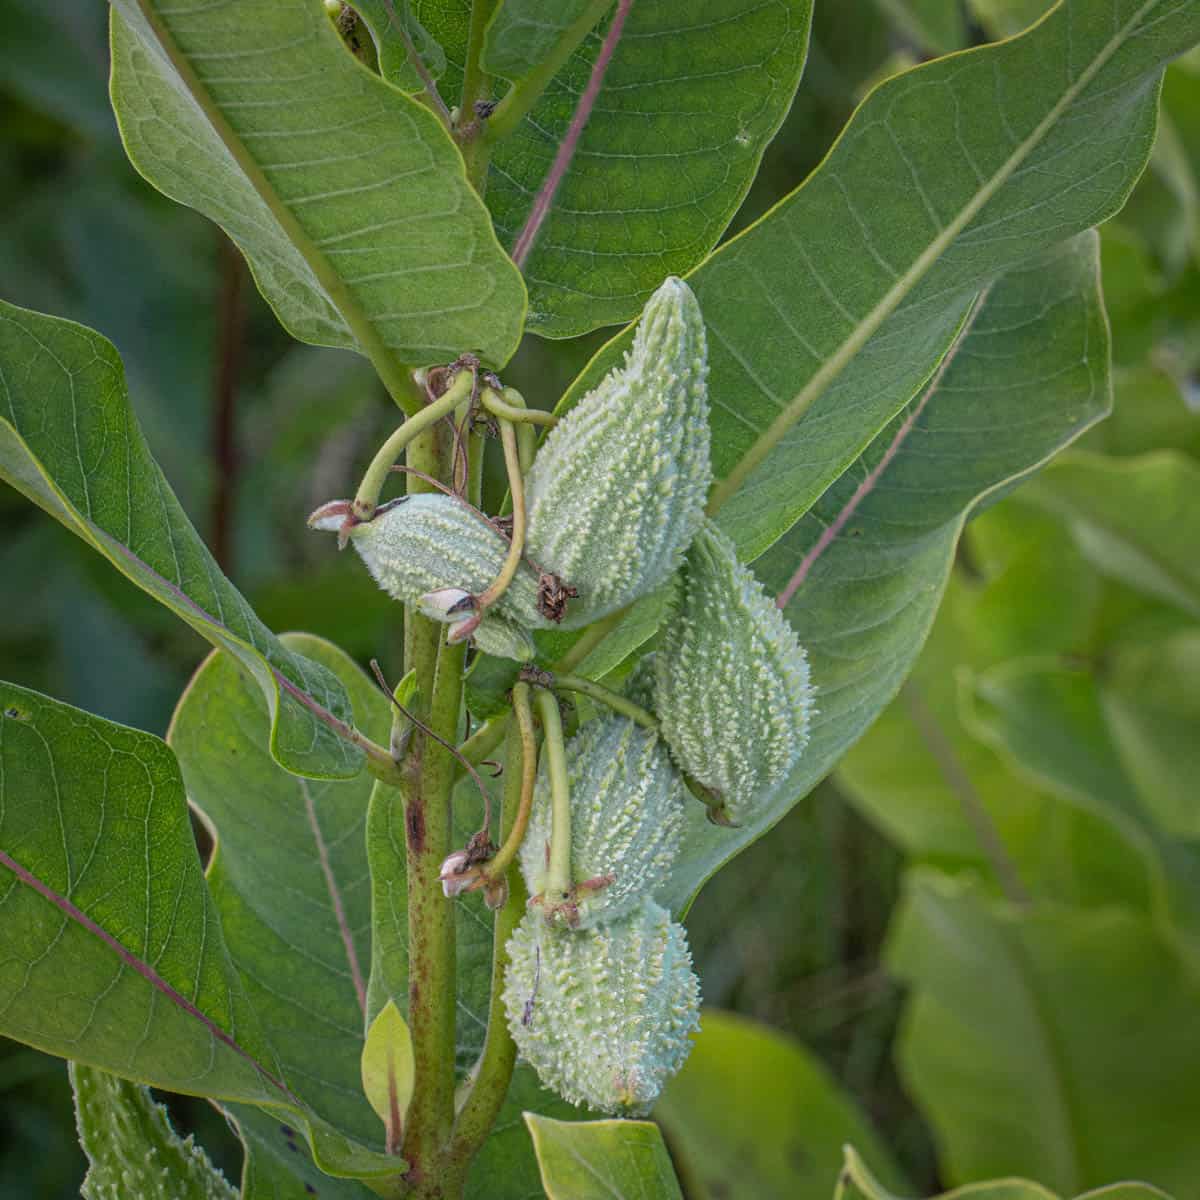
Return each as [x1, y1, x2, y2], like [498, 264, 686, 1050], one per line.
[523, 277, 711, 629]
[503, 899, 700, 1116]
[309, 493, 545, 660]
[520, 715, 685, 929]
[655, 521, 815, 824]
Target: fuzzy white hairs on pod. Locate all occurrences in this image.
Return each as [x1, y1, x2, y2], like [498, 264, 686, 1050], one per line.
[523, 276, 712, 629]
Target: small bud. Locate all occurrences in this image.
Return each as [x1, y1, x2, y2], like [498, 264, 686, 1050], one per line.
[418, 587, 477, 622]
[520, 715, 686, 929]
[439, 851, 473, 898]
[523, 277, 711, 629]
[503, 899, 700, 1116]
[655, 521, 815, 824]
[483, 874, 509, 911]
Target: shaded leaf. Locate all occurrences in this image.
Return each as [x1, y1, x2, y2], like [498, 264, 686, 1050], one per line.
[873, 0, 966, 54]
[525, 1113, 683, 1199]
[482, 0, 600, 80]
[656, 1009, 907, 1200]
[660, 233, 1108, 912]
[351, 0, 448, 92]
[109, 0, 524, 368]
[0, 300, 362, 780]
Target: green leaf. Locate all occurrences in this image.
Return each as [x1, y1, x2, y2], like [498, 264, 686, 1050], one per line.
[873, 0, 966, 54]
[966, 0, 1056, 40]
[70, 1062, 237, 1200]
[659, 233, 1109, 912]
[524, 1113, 684, 1200]
[0, 300, 362, 780]
[488, 0, 814, 338]
[351, 0, 448, 92]
[360, 1000, 414, 1137]
[656, 1010, 907, 1200]
[482, 0, 601, 80]
[888, 870, 1200, 1195]
[168, 634, 389, 1148]
[0, 677, 397, 1182]
[1025, 451, 1200, 619]
[561, 0, 1199, 565]
[108, 0, 525, 371]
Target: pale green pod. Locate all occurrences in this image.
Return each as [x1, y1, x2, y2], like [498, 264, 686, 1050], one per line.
[313, 492, 547, 660]
[524, 276, 711, 629]
[503, 899, 700, 1116]
[655, 521, 815, 823]
[71, 1063, 237, 1200]
[520, 714, 686, 928]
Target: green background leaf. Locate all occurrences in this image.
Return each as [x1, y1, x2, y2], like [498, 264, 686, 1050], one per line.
[0, 300, 362, 780]
[482, 0, 599, 80]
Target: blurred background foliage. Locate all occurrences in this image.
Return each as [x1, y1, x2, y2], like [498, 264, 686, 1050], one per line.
[2, 2, 1200, 1198]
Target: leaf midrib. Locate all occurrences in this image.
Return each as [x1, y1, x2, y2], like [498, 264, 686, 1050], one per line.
[708, 0, 1159, 513]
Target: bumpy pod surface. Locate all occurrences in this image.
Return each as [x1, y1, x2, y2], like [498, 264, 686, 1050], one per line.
[523, 277, 711, 629]
[520, 714, 685, 928]
[331, 493, 546, 659]
[656, 521, 815, 823]
[503, 898, 700, 1115]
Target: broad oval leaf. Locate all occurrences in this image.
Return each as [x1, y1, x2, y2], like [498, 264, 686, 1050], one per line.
[488, 0, 814, 337]
[0, 300, 362, 780]
[561, 0, 1200, 565]
[525, 1113, 684, 1200]
[888, 871, 1200, 1196]
[660, 233, 1108, 912]
[656, 1009, 907, 1200]
[109, 0, 525, 370]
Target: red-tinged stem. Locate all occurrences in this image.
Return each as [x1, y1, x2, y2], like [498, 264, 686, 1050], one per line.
[0, 846, 298, 1105]
[509, 0, 634, 270]
[775, 289, 990, 609]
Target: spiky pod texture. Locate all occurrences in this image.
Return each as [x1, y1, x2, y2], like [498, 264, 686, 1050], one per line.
[523, 277, 711, 629]
[503, 899, 700, 1115]
[520, 715, 685, 928]
[70, 1063, 237, 1200]
[345, 493, 546, 660]
[655, 521, 815, 823]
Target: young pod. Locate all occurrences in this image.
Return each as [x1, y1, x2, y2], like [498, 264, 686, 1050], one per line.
[655, 521, 815, 824]
[523, 277, 711, 629]
[309, 493, 543, 660]
[503, 898, 700, 1116]
[520, 714, 685, 929]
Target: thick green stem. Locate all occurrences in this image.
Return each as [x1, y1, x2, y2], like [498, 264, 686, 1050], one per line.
[481, 387, 558, 429]
[459, 0, 498, 193]
[447, 687, 535, 1171]
[552, 672, 656, 730]
[535, 688, 572, 900]
[353, 371, 476, 519]
[475, 419, 526, 611]
[485, 0, 614, 142]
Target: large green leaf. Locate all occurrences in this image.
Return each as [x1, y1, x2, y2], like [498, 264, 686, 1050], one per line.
[660, 233, 1109, 912]
[889, 871, 1200, 1195]
[0, 301, 361, 780]
[525, 1114, 684, 1200]
[656, 1010, 907, 1200]
[0, 679, 393, 1181]
[168, 635, 388, 1149]
[488, 0, 814, 338]
[561, 0, 1200, 565]
[109, 0, 525, 369]
[1025, 450, 1200, 619]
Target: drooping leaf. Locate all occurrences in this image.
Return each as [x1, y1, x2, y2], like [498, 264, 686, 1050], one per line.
[656, 1009, 907, 1200]
[482, 0, 602, 80]
[889, 871, 1200, 1196]
[525, 1113, 684, 1200]
[560, 0, 1200, 565]
[70, 1062, 237, 1200]
[0, 300, 362, 780]
[168, 635, 388, 1148]
[108, 0, 525, 369]
[0, 679, 395, 1181]
[488, 0, 815, 338]
[659, 233, 1109, 912]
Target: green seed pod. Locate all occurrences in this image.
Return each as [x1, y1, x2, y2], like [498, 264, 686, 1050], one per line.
[310, 493, 545, 660]
[503, 899, 700, 1116]
[524, 277, 711, 629]
[655, 521, 815, 824]
[520, 714, 685, 929]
